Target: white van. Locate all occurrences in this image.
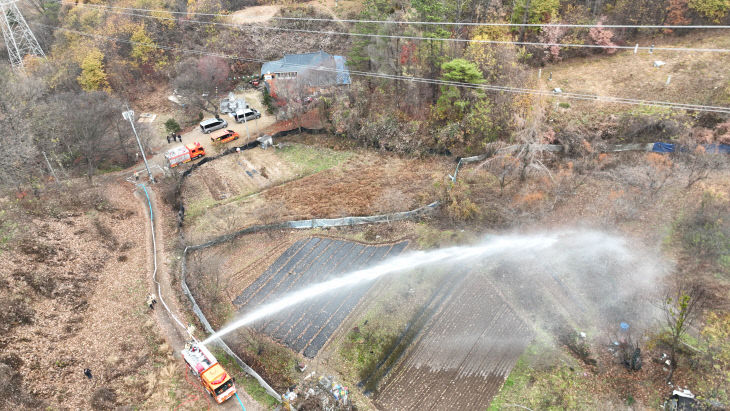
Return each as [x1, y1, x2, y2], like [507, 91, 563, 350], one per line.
[200, 118, 228, 133]
[233, 108, 261, 123]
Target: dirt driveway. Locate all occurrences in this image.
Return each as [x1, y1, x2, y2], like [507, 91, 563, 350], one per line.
[228, 0, 361, 24]
[229, 5, 280, 23]
[157, 90, 275, 165]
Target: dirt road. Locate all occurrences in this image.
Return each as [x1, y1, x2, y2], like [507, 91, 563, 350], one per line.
[228, 0, 353, 25]
[137, 181, 264, 410]
[152, 90, 276, 167]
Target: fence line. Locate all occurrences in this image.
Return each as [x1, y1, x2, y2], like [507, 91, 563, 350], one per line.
[178, 201, 440, 402]
[174, 127, 327, 226]
[450, 141, 730, 181]
[172, 127, 440, 403]
[180, 245, 283, 401]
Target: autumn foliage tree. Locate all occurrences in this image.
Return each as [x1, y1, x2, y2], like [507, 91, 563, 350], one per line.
[539, 25, 567, 62]
[129, 24, 164, 71]
[700, 311, 730, 401]
[665, 0, 691, 32]
[661, 284, 705, 383]
[77, 49, 111, 92]
[589, 20, 617, 54]
[689, 0, 730, 22]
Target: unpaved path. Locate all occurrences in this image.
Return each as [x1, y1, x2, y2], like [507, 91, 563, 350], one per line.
[228, 0, 351, 25]
[229, 5, 280, 24]
[136, 182, 264, 410]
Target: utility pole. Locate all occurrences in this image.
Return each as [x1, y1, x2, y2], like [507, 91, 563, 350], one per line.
[242, 111, 251, 141]
[519, 0, 531, 42]
[122, 109, 154, 183]
[0, 0, 45, 70]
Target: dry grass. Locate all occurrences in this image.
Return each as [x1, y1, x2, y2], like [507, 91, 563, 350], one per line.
[182, 141, 448, 243]
[548, 31, 730, 103]
[263, 153, 444, 219]
[0, 182, 207, 410]
[545, 30, 730, 125]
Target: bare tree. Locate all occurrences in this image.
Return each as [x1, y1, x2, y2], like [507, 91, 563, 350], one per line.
[479, 154, 520, 196]
[0, 134, 41, 192]
[674, 145, 726, 189]
[611, 153, 675, 201]
[253, 200, 289, 226]
[644, 153, 675, 197]
[0, 69, 44, 191]
[661, 283, 706, 383]
[173, 56, 230, 116]
[274, 68, 317, 133]
[187, 250, 231, 323]
[374, 187, 411, 215]
[50, 92, 126, 182]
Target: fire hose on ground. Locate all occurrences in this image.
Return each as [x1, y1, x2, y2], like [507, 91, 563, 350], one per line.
[135, 182, 249, 410]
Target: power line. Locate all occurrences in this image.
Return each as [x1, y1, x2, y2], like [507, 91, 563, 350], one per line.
[55, 1, 730, 53]
[34, 22, 730, 114]
[269, 16, 730, 30]
[51, 0, 730, 29]
[38, 22, 730, 113]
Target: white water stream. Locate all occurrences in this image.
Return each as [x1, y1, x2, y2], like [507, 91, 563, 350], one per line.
[202, 232, 563, 345]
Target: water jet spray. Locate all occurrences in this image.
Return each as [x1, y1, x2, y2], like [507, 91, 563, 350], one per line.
[202, 232, 562, 345]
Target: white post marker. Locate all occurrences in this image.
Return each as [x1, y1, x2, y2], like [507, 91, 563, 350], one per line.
[634, 44, 639, 54]
[666, 75, 672, 85]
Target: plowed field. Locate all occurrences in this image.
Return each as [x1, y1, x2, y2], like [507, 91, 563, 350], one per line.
[234, 237, 409, 358]
[375, 273, 533, 410]
[182, 148, 294, 207]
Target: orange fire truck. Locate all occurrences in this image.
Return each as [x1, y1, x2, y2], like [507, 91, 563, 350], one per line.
[181, 341, 237, 403]
[164, 142, 206, 168]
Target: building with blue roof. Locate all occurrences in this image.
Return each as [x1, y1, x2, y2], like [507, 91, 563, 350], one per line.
[260, 51, 351, 99]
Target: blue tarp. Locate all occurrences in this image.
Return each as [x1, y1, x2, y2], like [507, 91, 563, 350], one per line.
[651, 143, 730, 154]
[703, 144, 730, 154]
[652, 142, 676, 153]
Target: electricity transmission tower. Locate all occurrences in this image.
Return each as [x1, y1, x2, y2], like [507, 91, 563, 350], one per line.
[0, 0, 44, 69]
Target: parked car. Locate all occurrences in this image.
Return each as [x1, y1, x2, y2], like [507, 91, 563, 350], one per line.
[233, 108, 261, 123]
[211, 129, 240, 144]
[200, 117, 228, 133]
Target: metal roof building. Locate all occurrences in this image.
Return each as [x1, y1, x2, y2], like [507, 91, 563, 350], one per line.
[260, 50, 351, 86]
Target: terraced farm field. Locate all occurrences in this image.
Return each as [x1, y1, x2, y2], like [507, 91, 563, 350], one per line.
[234, 237, 409, 358]
[375, 273, 533, 410]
